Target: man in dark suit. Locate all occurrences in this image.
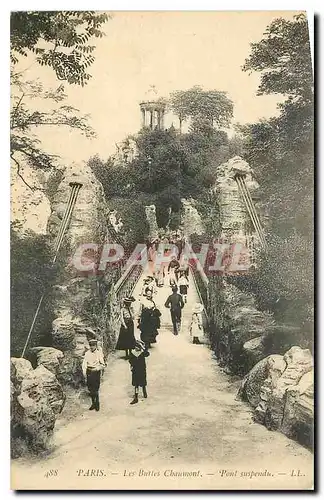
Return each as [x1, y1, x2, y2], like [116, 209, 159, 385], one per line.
[164, 285, 184, 335]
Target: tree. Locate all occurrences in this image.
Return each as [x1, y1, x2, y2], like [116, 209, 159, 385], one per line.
[239, 14, 314, 332]
[170, 86, 233, 133]
[242, 13, 313, 104]
[11, 11, 110, 86]
[10, 11, 110, 179]
[11, 74, 95, 179]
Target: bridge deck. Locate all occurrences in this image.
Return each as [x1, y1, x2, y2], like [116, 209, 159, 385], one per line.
[12, 271, 313, 489]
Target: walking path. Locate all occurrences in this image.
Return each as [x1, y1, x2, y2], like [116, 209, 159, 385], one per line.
[12, 272, 313, 490]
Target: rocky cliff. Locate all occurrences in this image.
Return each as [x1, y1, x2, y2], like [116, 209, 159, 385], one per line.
[11, 159, 121, 455]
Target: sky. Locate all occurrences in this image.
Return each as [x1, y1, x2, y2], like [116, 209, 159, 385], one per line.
[13, 10, 305, 165]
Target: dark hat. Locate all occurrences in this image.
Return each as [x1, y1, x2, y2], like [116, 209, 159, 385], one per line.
[123, 296, 135, 303]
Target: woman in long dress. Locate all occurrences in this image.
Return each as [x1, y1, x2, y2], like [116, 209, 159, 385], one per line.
[115, 297, 136, 358]
[137, 289, 160, 349]
[189, 302, 204, 344]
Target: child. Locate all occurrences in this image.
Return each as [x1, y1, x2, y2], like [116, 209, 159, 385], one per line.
[189, 303, 204, 344]
[128, 340, 150, 404]
[178, 271, 189, 303]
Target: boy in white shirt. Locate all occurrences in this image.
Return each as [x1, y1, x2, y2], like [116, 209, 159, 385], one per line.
[82, 339, 105, 411]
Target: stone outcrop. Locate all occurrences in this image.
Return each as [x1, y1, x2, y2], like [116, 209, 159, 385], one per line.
[209, 279, 275, 375]
[238, 347, 314, 449]
[29, 346, 64, 376]
[181, 198, 204, 237]
[212, 156, 260, 237]
[46, 161, 115, 386]
[264, 346, 313, 431]
[11, 357, 65, 457]
[11, 160, 55, 235]
[238, 354, 286, 409]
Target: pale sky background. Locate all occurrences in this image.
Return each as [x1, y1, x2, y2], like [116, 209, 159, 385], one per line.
[13, 10, 304, 164]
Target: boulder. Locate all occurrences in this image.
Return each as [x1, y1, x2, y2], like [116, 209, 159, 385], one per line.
[29, 346, 64, 375]
[33, 365, 65, 415]
[281, 369, 314, 448]
[239, 354, 286, 409]
[11, 356, 65, 456]
[264, 346, 313, 431]
[15, 370, 56, 452]
[11, 357, 33, 384]
[242, 336, 265, 369]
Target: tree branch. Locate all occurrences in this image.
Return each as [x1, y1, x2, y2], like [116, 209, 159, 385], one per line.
[10, 153, 36, 191]
[11, 92, 25, 126]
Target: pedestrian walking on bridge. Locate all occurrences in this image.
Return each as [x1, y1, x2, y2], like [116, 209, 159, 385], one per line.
[128, 340, 150, 405]
[165, 285, 184, 335]
[115, 296, 136, 359]
[82, 339, 105, 411]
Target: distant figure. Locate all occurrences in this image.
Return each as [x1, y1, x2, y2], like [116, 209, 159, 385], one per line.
[140, 276, 156, 296]
[190, 303, 204, 344]
[82, 339, 105, 411]
[178, 272, 189, 303]
[168, 256, 180, 284]
[138, 289, 161, 349]
[128, 340, 150, 405]
[165, 285, 184, 335]
[115, 296, 136, 359]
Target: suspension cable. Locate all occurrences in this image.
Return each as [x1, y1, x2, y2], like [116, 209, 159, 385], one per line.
[235, 176, 267, 250]
[238, 177, 268, 249]
[21, 182, 82, 358]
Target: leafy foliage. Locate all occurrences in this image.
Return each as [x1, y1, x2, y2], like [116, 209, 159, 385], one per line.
[170, 86, 233, 131]
[11, 11, 110, 86]
[11, 75, 95, 173]
[10, 224, 55, 356]
[243, 14, 313, 103]
[238, 14, 314, 332]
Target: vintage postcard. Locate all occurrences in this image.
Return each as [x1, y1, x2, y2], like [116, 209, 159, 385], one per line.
[10, 10, 314, 490]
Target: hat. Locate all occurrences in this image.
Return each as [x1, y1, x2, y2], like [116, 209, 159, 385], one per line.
[123, 296, 135, 303]
[88, 338, 98, 345]
[193, 303, 204, 314]
[135, 340, 146, 351]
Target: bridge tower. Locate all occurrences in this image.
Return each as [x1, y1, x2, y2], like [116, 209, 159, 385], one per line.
[213, 156, 265, 268]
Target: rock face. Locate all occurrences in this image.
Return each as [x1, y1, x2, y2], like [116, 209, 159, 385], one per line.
[239, 354, 286, 409]
[47, 161, 114, 386]
[29, 346, 64, 376]
[264, 346, 313, 431]
[209, 279, 274, 375]
[238, 347, 314, 449]
[11, 357, 65, 457]
[213, 156, 260, 236]
[11, 161, 53, 235]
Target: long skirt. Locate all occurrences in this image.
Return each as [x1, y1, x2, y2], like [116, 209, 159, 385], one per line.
[139, 309, 158, 344]
[115, 320, 136, 350]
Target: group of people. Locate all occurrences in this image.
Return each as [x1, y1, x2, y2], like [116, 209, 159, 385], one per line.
[82, 258, 205, 411]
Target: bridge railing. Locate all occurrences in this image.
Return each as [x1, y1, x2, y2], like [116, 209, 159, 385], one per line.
[113, 246, 147, 299]
[189, 261, 210, 336]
